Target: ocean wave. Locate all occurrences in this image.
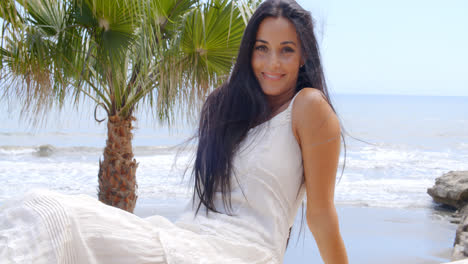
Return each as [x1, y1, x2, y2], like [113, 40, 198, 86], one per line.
[0, 132, 35, 136]
[334, 176, 435, 209]
[334, 200, 434, 210]
[0, 146, 37, 156]
[0, 145, 100, 157]
[342, 145, 467, 172]
[0, 141, 465, 210]
[0, 144, 193, 159]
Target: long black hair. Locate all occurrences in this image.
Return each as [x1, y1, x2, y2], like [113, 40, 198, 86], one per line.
[192, 0, 340, 215]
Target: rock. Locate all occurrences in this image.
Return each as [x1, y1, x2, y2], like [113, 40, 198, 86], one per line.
[454, 215, 468, 245]
[427, 171, 468, 209]
[453, 214, 468, 260]
[451, 205, 468, 224]
[428, 171, 468, 260]
[459, 204, 468, 216]
[452, 244, 465, 261]
[33, 144, 55, 157]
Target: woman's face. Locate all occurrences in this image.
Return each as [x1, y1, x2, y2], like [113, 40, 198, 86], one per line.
[251, 16, 303, 98]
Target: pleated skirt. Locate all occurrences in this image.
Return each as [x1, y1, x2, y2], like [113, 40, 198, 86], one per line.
[0, 190, 167, 264]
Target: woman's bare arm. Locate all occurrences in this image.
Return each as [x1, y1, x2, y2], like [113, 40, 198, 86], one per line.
[292, 88, 348, 264]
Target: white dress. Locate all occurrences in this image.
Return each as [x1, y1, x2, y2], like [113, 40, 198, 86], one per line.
[0, 92, 306, 264]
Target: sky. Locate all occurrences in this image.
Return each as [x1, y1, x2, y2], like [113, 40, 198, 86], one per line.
[296, 0, 468, 96]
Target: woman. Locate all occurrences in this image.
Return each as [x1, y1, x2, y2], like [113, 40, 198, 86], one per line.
[0, 0, 348, 263]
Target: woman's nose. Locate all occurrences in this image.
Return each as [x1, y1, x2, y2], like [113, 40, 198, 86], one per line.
[269, 53, 281, 70]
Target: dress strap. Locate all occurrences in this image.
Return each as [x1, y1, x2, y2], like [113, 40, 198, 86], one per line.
[289, 89, 303, 110]
[273, 90, 303, 126]
[267, 89, 304, 127]
[283, 89, 303, 118]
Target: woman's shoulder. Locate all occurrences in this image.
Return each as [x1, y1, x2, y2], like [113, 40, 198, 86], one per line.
[293, 87, 326, 105]
[292, 87, 333, 120]
[291, 88, 340, 143]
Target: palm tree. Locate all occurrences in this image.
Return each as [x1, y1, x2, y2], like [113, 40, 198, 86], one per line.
[0, 0, 258, 212]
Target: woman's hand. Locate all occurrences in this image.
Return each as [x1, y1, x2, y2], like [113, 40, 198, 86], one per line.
[292, 88, 349, 264]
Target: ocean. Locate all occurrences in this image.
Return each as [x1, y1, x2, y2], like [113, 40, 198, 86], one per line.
[1, 93, 467, 209]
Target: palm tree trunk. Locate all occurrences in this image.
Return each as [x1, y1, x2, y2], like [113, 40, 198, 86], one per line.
[98, 115, 138, 212]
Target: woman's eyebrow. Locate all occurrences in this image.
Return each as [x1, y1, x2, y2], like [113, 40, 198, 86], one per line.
[255, 39, 297, 46]
[280, 41, 296, 46]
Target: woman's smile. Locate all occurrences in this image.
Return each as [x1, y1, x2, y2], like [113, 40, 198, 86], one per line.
[262, 72, 286, 80]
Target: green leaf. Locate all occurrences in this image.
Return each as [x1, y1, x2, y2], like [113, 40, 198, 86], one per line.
[1, 0, 255, 124]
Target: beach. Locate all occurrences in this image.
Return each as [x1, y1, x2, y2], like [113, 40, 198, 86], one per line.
[134, 199, 457, 264]
[286, 206, 456, 264]
[1, 93, 467, 263]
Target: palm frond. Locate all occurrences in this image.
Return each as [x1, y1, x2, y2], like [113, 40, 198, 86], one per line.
[0, 0, 23, 25]
[22, 0, 68, 36]
[178, 0, 245, 107]
[1, 0, 256, 126]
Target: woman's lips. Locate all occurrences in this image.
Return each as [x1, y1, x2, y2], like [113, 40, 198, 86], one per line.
[262, 72, 284, 80]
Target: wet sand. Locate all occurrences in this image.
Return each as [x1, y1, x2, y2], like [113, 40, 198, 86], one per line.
[285, 206, 456, 264]
[134, 199, 457, 264]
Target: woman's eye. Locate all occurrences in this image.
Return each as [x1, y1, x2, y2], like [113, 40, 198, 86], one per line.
[255, 45, 267, 52]
[282, 47, 295, 53]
